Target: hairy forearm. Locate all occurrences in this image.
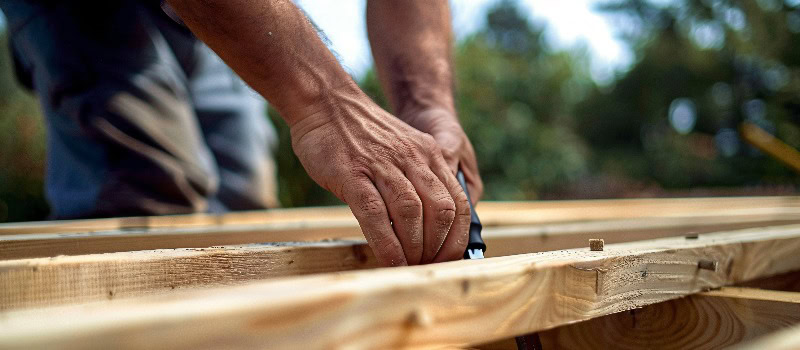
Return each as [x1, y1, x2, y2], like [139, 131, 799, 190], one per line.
[366, 0, 456, 121]
[165, 0, 357, 126]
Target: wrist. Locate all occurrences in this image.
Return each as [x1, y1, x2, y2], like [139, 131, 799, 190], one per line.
[287, 80, 373, 140]
[279, 76, 363, 128]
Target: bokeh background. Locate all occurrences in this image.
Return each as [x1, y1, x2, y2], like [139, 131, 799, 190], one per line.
[1, 0, 799, 222]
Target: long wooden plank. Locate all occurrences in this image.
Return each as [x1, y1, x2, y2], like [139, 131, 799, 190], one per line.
[484, 213, 800, 257]
[0, 206, 355, 235]
[531, 287, 800, 349]
[4, 208, 800, 260]
[0, 241, 378, 311]
[0, 220, 363, 260]
[476, 196, 800, 227]
[3, 197, 798, 236]
[4, 215, 800, 311]
[2, 225, 800, 349]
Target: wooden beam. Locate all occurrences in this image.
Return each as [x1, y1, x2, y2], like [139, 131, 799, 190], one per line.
[527, 287, 800, 349]
[3, 208, 799, 260]
[4, 216, 800, 311]
[0, 206, 355, 236]
[0, 240, 377, 311]
[475, 196, 800, 227]
[484, 213, 800, 257]
[2, 225, 800, 349]
[0, 220, 363, 260]
[3, 197, 798, 236]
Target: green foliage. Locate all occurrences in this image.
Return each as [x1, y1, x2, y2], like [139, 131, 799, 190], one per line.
[364, 1, 595, 200]
[0, 32, 49, 222]
[576, 0, 800, 193]
[1, 0, 799, 221]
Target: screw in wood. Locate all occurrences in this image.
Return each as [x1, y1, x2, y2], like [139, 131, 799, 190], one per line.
[589, 239, 604, 251]
[685, 233, 699, 239]
[698, 259, 718, 271]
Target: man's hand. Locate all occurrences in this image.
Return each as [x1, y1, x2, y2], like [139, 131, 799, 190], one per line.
[165, 0, 475, 266]
[291, 85, 470, 266]
[402, 108, 483, 204]
[367, 0, 483, 203]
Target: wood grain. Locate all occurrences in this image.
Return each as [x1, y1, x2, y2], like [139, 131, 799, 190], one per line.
[3, 197, 798, 236]
[0, 240, 376, 311]
[475, 196, 800, 227]
[0, 206, 355, 235]
[2, 225, 800, 349]
[4, 215, 800, 311]
[4, 209, 800, 260]
[534, 287, 800, 349]
[0, 220, 363, 260]
[483, 213, 800, 257]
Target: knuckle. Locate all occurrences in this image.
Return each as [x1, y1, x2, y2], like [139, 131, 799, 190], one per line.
[356, 195, 386, 218]
[419, 134, 438, 149]
[454, 192, 471, 216]
[393, 192, 422, 219]
[434, 197, 456, 227]
[418, 171, 439, 188]
[440, 147, 456, 160]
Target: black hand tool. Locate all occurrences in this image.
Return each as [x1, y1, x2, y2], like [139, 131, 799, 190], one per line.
[456, 169, 542, 350]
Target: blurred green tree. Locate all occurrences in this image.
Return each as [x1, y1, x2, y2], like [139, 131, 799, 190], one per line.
[0, 31, 48, 221]
[1, 0, 798, 222]
[573, 0, 800, 194]
[363, 0, 594, 200]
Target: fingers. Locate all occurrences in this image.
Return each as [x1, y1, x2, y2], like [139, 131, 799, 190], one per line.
[431, 130, 461, 173]
[428, 152, 471, 263]
[406, 164, 456, 263]
[373, 167, 424, 265]
[343, 176, 408, 267]
[432, 129, 483, 205]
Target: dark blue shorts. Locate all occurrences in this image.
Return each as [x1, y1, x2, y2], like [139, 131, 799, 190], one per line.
[2, 1, 279, 218]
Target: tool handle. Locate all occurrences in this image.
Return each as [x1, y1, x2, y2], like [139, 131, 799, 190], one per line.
[456, 169, 485, 258]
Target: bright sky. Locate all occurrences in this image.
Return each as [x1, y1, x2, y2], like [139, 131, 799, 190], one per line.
[297, 0, 633, 83]
[0, 1, 632, 83]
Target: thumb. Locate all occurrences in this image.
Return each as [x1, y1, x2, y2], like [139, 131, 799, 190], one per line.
[431, 130, 461, 174]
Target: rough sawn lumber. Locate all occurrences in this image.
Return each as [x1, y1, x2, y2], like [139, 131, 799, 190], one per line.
[2, 197, 798, 236]
[535, 287, 800, 349]
[0, 240, 377, 311]
[3, 208, 799, 260]
[2, 224, 800, 349]
[4, 215, 800, 311]
[0, 217, 797, 311]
